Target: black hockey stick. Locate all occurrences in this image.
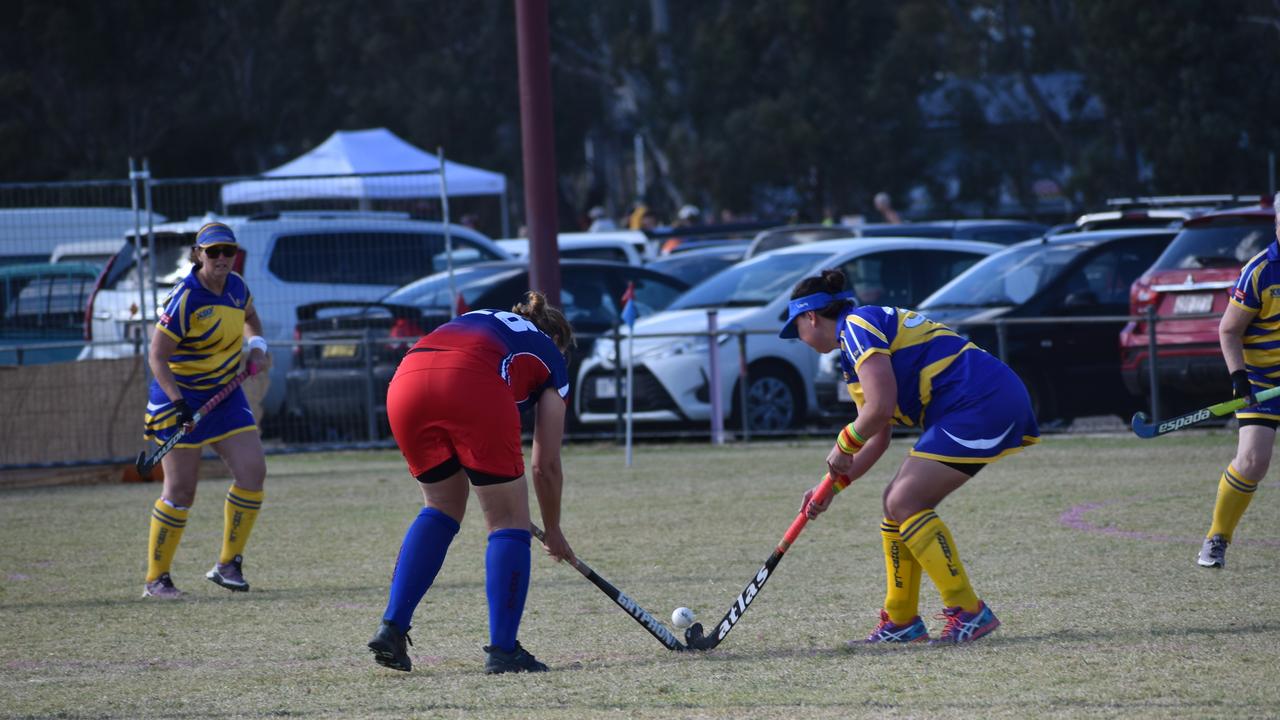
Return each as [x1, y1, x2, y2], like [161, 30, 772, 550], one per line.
[530, 523, 686, 652]
[135, 367, 254, 479]
[1130, 384, 1280, 438]
[684, 473, 850, 651]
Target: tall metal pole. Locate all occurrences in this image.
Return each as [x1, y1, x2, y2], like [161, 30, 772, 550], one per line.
[440, 146, 457, 319]
[515, 0, 561, 306]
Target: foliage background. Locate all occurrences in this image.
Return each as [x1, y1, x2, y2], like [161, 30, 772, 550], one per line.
[2, 1, 1279, 226]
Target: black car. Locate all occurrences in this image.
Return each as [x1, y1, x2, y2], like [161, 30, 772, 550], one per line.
[643, 241, 749, 286]
[911, 229, 1177, 424]
[282, 260, 689, 441]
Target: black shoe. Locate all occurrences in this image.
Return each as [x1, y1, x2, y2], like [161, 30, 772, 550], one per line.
[483, 641, 548, 674]
[368, 620, 413, 672]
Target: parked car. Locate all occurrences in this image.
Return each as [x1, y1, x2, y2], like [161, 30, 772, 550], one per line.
[0, 207, 165, 267]
[497, 232, 647, 265]
[49, 239, 132, 270]
[1072, 195, 1260, 233]
[871, 229, 1178, 424]
[0, 262, 99, 364]
[80, 211, 510, 424]
[283, 260, 690, 440]
[643, 241, 750, 286]
[855, 219, 1049, 244]
[1119, 197, 1276, 411]
[744, 219, 1047, 258]
[575, 238, 1002, 434]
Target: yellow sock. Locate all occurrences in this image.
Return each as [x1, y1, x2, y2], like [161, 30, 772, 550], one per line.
[900, 508, 980, 613]
[147, 498, 189, 582]
[219, 485, 264, 564]
[880, 519, 923, 625]
[1208, 464, 1259, 542]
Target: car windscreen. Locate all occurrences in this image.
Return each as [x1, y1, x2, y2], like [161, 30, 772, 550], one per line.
[921, 242, 1087, 308]
[667, 252, 827, 310]
[1149, 220, 1273, 270]
[384, 266, 524, 309]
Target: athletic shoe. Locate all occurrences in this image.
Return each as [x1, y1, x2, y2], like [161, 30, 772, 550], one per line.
[142, 573, 183, 599]
[206, 555, 250, 592]
[483, 642, 548, 674]
[1197, 534, 1228, 568]
[930, 601, 1000, 644]
[368, 620, 413, 672]
[864, 609, 930, 643]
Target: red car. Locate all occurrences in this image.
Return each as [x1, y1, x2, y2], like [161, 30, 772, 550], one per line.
[1119, 197, 1277, 412]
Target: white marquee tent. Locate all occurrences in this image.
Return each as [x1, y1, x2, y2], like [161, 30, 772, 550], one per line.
[220, 128, 508, 231]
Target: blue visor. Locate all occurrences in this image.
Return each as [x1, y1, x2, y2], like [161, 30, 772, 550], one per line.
[196, 222, 238, 247]
[778, 291, 855, 339]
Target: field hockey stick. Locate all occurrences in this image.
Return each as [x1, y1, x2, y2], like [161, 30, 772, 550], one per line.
[684, 472, 851, 651]
[531, 523, 687, 652]
[135, 366, 255, 478]
[1130, 384, 1280, 439]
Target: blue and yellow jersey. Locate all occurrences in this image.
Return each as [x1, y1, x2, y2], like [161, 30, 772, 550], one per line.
[1230, 241, 1280, 386]
[836, 305, 981, 427]
[154, 271, 253, 390]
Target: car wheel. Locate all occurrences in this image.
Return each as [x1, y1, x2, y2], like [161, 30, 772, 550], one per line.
[732, 364, 802, 432]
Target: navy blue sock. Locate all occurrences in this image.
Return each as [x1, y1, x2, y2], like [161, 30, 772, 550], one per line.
[382, 506, 460, 634]
[485, 528, 532, 652]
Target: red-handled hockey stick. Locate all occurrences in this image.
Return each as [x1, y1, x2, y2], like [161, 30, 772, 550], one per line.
[684, 472, 851, 651]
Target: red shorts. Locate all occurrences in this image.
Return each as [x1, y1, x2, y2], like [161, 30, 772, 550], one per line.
[386, 350, 524, 481]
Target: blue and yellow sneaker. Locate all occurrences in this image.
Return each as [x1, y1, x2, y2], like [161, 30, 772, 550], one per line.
[864, 609, 930, 643]
[930, 601, 1000, 644]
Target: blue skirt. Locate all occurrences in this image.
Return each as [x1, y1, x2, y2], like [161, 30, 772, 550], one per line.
[911, 352, 1040, 464]
[143, 381, 257, 448]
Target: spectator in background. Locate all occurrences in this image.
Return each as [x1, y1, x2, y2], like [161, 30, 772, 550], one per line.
[673, 204, 702, 228]
[628, 204, 660, 232]
[460, 213, 480, 231]
[874, 192, 903, 224]
[587, 206, 617, 232]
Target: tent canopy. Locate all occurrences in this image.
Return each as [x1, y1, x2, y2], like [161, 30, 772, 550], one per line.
[220, 128, 507, 206]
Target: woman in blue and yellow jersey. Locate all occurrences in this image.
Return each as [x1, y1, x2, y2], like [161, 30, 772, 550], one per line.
[140, 222, 270, 599]
[781, 268, 1039, 644]
[1196, 194, 1280, 570]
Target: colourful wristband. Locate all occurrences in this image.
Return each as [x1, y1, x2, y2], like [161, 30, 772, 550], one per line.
[836, 423, 865, 454]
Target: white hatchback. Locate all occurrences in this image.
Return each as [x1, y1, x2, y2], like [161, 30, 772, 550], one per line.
[81, 211, 509, 421]
[574, 237, 1002, 433]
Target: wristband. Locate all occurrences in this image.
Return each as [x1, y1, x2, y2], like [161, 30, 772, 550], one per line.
[836, 423, 865, 455]
[246, 336, 269, 354]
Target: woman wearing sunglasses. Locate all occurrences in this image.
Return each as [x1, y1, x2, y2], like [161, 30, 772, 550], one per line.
[140, 221, 271, 599]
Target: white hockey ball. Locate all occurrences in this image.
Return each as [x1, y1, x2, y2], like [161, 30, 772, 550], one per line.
[671, 606, 696, 629]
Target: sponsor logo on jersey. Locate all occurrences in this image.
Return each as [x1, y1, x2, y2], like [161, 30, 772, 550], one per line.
[196, 307, 214, 320]
[903, 312, 927, 328]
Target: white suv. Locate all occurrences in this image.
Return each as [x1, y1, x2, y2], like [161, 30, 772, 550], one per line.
[81, 211, 510, 422]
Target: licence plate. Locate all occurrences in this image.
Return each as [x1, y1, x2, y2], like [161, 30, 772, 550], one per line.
[321, 343, 358, 359]
[595, 377, 625, 399]
[1172, 293, 1213, 315]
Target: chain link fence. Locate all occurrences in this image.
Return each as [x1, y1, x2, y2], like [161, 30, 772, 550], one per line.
[0, 167, 1229, 471]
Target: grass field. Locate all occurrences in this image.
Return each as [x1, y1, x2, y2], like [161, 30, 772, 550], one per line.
[3, 432, 1279, 719]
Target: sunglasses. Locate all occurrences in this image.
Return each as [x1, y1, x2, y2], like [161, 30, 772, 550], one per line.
[202, 245, 238, 259]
